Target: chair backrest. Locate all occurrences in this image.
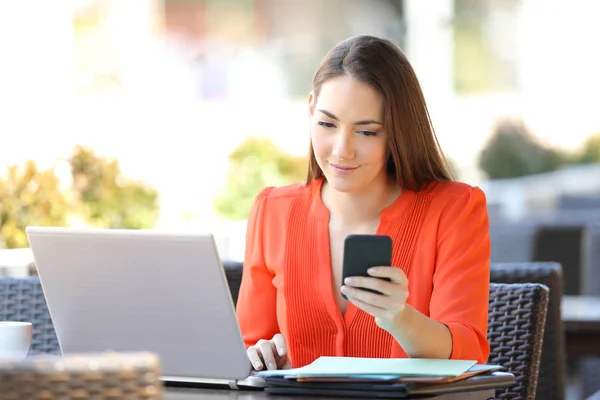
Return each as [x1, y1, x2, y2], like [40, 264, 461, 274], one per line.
[532, 225, 586, 295]
[530, 214, 600, 296]
[0, 351, 162, 399]
[0, 276, 60, 355]
[222, 260, 243, 306]
[588, 223, 600, 292]
[491, 263, 566, 400]
[488, 282, 549, 400]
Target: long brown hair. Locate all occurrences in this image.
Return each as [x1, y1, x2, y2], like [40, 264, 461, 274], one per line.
[306, 35, 453, 191]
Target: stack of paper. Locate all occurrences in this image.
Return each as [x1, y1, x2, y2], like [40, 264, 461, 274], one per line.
[255, 357, 508, 398]
[256, 356, 502, 383]
[257, 357, 494, 380]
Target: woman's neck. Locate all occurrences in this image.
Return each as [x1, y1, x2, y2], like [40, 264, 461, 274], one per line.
[322, 176, 400, 225]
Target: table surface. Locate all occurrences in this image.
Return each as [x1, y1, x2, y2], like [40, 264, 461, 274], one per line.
[164, 372, 515, 400]
[560, 295, 600, 358]
[164, 387, 495, 400]
[562, 295, 600, 329]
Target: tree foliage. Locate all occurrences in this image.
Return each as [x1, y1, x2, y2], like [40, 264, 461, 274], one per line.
[479, 119, 565, 179]
[0, 146, 159, 249]
[214, 138, 307, 220]
[0, 161, 69, 248]
[69, 146, 159, 229]
[575, 133, 600, 164]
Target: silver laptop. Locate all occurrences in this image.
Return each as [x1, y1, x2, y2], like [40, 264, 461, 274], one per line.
[25, 226, 263, 389]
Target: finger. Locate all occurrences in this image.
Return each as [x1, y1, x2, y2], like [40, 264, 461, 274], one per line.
[246, 346, 264, 371]
[368, 267, 408, 286]
[344, 276, 397, 296]
[282, 357, 293, 370]
[272, 333, 287, 357]
[347, 295, 385, 317]
[257, 340, 278, 371]
[341, 285, 393, 309]
[270, 339, 289, 369]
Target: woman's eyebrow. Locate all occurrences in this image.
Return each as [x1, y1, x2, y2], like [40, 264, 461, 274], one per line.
[317, 109, 383, 125]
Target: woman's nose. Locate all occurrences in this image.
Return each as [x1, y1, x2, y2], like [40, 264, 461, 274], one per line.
[332, 131, 355, 160]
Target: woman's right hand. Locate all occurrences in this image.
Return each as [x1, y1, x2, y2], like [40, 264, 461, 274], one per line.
[246, 333, 292, 371]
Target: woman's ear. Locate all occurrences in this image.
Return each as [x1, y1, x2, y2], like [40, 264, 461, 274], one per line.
[308, 91, 316, 118]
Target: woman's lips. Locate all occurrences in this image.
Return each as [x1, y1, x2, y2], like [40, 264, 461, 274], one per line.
[329, 162, 359, 175]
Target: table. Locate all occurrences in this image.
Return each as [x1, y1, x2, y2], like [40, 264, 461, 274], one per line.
[165, 372, 515, 400]
[165, 387, 495, 400]
[562, 295, 600, 358]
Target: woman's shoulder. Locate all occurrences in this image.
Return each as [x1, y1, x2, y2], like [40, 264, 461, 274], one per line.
[421, 180, 487, 211]
[253, 181, 313, 210]
[249, 181, 315, 233]
[425, 180, 483, 196]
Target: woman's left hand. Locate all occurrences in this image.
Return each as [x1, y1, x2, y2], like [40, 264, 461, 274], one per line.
[341, 266, 409, 332]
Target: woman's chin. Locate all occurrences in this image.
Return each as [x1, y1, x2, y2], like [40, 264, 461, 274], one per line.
[323, 174, 360, 193]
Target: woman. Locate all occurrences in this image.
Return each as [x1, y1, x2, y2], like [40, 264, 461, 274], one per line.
[236, 35, 490, 371]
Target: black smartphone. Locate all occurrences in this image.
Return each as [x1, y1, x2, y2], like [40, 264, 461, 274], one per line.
[341, 234, 393, 299]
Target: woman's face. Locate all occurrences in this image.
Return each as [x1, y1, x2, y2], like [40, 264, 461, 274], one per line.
[309, 75, 388, 194]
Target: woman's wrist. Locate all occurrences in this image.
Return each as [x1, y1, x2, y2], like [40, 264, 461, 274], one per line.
[387, 305, 453, 359]
[388, 304, 416, 337]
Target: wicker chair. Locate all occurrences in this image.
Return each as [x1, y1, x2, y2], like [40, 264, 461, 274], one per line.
[488, 282, 550, 400]
[0, 276, 59, 355]
[529, 218, 600, 398]
[491, 263, 566, 400]
[222, 260, 243, 306]
[0, 351, 162, 399]
[532, 225, 586, 295]
[529, 218, 600, 296]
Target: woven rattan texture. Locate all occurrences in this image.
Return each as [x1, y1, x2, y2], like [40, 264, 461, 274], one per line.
[0, 352, 162, 400]
[222, 260, 243, 306]
[491, 262, 566, 400]
[488, 282, 549, 400]
[0, 276, 60, 355]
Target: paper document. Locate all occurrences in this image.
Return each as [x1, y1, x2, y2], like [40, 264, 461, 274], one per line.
[256, 356, 477, 378]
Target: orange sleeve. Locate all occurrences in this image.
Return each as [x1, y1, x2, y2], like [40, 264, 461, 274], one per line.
[430, 187, 491, 363]
[236, 187, 280, 348]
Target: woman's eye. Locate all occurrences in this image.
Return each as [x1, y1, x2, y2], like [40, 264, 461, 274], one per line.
[359, 130, 377, 137]
[317, 121, 336, 128]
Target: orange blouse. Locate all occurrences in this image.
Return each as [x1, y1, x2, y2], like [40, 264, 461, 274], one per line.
[236, 178, 491, 367]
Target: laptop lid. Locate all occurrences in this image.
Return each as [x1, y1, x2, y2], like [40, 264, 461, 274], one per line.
[25, 226, 252, 382]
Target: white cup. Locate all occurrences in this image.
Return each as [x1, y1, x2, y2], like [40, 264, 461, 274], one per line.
[0, 321, 32, 360]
